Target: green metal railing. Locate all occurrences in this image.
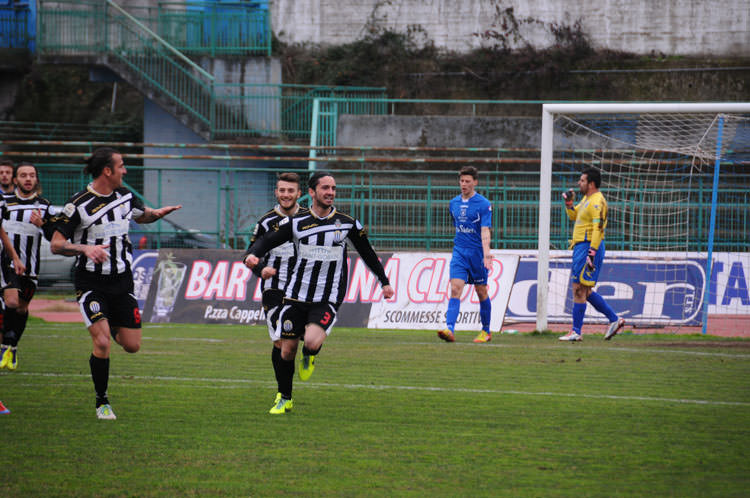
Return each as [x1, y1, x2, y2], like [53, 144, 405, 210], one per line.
[37, 1, 386, 140]
[3, 141, 748, 252]
[156, 1, 271, 56]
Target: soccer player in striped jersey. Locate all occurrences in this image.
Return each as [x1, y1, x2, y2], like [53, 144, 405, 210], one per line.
[51, 147, 181, 420]
[559, 167, 625, 342]
[437, 166, 494, 343]
[0, 162, 56, 372]
[0, 159, 15, 196]
[244, 171, 394, 414]
[247, 172, 309, 410]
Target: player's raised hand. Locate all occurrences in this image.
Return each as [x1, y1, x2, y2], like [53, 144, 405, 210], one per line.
[563, 189, 575, 208]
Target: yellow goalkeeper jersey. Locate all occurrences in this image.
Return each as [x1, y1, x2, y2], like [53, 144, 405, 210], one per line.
[566, 191, 607, 250]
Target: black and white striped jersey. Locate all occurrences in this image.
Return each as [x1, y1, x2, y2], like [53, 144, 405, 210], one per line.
[247, 205, 309, 294]
[248, 207, 390, 307]
[53, 185, 145, 276]
[1, 192, 55, 279]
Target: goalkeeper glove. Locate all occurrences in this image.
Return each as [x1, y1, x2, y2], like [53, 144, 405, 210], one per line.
[562, 189, 575, 208]
[586, 247, 597, 271]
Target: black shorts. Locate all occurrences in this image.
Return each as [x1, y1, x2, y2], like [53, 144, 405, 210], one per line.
[276, 299, 338, 340]
[262, 289, 285, 340]
[75, 271, 141, 330]
[2, 272, 38, 303]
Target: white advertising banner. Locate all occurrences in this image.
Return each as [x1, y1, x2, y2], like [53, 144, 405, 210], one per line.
[366, 252, 520, 330]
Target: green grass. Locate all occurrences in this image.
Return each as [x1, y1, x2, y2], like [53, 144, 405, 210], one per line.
[3, 322, 750, 497]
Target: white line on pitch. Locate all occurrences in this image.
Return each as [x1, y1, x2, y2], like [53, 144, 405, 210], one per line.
[12, 372, 750, 407]
[396, 341, 750, 359]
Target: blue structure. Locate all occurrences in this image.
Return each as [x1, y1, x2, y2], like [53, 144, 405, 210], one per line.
[0, 0, 35, 51]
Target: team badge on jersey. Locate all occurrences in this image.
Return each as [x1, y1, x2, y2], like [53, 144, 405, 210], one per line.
[63, 203, 76, 217]
[283, 319, 293, 332]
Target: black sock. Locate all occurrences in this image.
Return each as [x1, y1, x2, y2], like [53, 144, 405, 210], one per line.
[89, 354, 110, 407]
[271, 345, 283, 389]
[3, 307, 17, 347]
[14, 312, 27, 345]
[302, 345, 321, 357]
[278, 356, 294, 400]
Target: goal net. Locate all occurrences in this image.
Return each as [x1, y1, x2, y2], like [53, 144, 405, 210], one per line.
[537, 103, 750, 334]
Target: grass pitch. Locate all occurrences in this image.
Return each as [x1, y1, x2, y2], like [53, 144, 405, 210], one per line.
[2, 320, 749, 497]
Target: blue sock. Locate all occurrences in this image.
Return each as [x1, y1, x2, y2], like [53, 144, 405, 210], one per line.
[446, 298, 460, 332]
[587, 292, 618, 322]
[479, 298, 491, 332]
[572, 302, 586, 335]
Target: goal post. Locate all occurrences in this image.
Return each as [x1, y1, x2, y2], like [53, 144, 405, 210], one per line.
[537, 103, 750, 333]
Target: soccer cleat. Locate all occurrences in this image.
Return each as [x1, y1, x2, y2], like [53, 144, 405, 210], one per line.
[298, 354, 315, 381]
[604, 317, 626, 341]
[96, 404, 117, 420]
[0, 401, 9, 414]
[0, 345, 10, 369]
[269, 393, 293, 414]
[473, 330, 492, 343]
[437, 329, 455, 342]
[559, 331, 582, 342]
[6, 348, 17, 371]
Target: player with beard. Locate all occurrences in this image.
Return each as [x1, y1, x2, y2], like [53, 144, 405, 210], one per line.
[0, 162, 56, 371]
[247, 172, 309, 409]
[0, 159, 14, 196]
[244, 171, 394, 414]
[51, 148, 181, 419]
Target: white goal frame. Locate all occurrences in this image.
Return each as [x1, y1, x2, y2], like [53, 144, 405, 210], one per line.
[536, 102, 750, 331]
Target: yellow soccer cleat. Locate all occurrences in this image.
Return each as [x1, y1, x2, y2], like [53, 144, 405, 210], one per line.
[298, 354, 315, 381]
[0, 346, 12, 369]
[473, 330, 492, 343]
[269, 393, 293, 414]
[437, 329, 455, 342]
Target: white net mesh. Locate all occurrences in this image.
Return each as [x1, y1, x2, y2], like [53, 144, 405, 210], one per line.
[546, 112, 750, 332]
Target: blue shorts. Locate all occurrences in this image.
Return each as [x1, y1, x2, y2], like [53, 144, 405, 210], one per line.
[449, 247, 488, 285]
[571, 241, 606, 287]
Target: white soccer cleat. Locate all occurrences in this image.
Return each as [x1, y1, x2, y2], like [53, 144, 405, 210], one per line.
[96, 404, 117, 420]
[604, 317, 626, 340]
[559, 331, 582, 342]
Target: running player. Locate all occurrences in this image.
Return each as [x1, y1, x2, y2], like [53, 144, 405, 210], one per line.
[51, 147, 182, 419]
[0, 162, 56, 371]
[244, 171, 394, 414]
[247, 172, 309, 412]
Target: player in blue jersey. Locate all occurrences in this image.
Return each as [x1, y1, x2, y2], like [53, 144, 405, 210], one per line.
[438, 166, 494, 343]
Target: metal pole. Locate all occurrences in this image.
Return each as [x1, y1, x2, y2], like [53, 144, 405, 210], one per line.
[701, 116, 725, 335]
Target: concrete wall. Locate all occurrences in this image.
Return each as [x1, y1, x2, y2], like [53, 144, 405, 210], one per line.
[270, 0, 750, 57]
[337, 115, 542, 148]
[143, 100, 278, 240]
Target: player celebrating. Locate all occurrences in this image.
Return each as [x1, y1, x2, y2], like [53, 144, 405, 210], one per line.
[437, 166, 494, 343]
[247, 172, 309, 412]
[0, 162, 55, 371]
[244, 171, 394, 414]
[51, 147, 181, 419]
[559, 167, 625, 342]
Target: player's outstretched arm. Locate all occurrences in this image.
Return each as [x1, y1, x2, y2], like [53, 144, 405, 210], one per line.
[134, 205, 183, 224]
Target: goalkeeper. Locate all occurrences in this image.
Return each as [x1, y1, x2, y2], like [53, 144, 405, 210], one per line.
[559, 167, 625, 342]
